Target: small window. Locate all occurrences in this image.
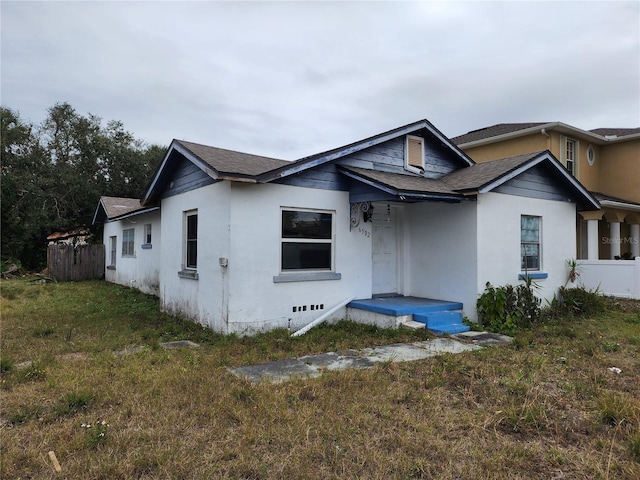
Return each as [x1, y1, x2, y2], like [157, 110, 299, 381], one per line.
[521, 215, 541, 271]
[586, 144, 595, 166]
[281, 209, 333, 271]
[122, 228, 135, 256]
[405, 135, 425, 173]
[109, 236, 117, 266]
[144, 224, 152, 244]
[184, 211, 198, 269]
[564, 137, 577, 175]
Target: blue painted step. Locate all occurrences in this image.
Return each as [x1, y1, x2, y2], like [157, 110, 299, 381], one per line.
[413, 311, 470, 335]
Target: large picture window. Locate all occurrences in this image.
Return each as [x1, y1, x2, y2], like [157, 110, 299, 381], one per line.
[122, 228, 135, 257]
[521, 215, 541, 271]
[185, 211, 198, 269]
[281, 209, 333, 271]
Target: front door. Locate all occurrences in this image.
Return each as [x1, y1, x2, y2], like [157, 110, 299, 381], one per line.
[372, 204, 398, 295]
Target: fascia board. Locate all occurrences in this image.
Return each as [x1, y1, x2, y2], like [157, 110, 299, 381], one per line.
[457, 123, 560, 148]
[599, 200, 640, 212]
[91, 200, 107, 225]
[107, 206, 160, 223]
[458, 122, 618, 148]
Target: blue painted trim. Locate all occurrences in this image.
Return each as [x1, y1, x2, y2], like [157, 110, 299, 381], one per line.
[178, 270, 199, 280]
[273, 272, 341, 283]
[518, 272, 548, 280]
[141, 244, 152, 250]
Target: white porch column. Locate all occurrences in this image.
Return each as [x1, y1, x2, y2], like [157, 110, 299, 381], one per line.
[631, 223, 640, 258]
[610, 221, 621, 258]
[587, 219, 599, 260]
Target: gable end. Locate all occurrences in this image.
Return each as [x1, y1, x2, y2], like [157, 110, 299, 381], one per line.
[493, 164, 576, 202]
[162, 155, 218, 199]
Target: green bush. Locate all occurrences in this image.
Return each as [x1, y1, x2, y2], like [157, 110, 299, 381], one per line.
[477, 280, 541, 335]
[545, 286, 606, 319]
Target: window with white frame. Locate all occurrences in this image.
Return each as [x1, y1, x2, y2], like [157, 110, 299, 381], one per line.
[109, 236, 117, 266]
[405, 135, 425, 173]
[521, 215, 541, 271]
[281, 209, 333, 271]
[144, 223, 152, 244]
[184, 210, 198, 269]
[122, 228, 135, 256]
[564, 137, 577, 176]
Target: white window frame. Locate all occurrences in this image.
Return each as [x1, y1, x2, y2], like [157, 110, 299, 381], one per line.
[563, 136, 578, 176]
[280, 208, 335, 273]
[144, 223, 152, 245]
[521, 215, 541, 272]
[405, 135, 425, 174]
[109, 236, 117, 266]
[122, 228, 135, 257]
[183, 210, 198, 270]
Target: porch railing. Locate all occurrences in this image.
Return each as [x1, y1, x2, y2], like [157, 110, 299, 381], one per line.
[579, 257, 640, 300]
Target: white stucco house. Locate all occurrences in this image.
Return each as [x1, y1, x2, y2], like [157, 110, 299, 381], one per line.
[93, 119, 599, 335]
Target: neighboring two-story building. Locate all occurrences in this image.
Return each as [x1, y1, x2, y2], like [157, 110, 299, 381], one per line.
[453, 123, 640, 261]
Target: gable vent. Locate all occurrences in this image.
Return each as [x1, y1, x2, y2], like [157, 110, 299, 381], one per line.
[406, 136, 425, 172]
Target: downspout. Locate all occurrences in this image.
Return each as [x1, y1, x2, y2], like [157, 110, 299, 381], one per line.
[291, 296, 356, 337]
[540, 128, 551, 151]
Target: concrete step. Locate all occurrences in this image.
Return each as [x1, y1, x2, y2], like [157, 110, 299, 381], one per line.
[413, 311, 470, 335]
[399, 320, 426, 330]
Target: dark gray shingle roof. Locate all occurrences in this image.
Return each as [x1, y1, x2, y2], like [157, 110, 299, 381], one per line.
[340, 166, 458, 196]
[100, 197, 144, 219]
[452, 123, 548, 145]
[441, 152, 542, 191]
[176, 140, 290, 177]
[588, 128, 640, 137]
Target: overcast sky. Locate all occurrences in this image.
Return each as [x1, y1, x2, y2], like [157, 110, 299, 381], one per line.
[2, 1, 639, 159]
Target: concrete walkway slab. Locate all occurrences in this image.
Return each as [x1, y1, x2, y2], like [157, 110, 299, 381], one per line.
[228, 334, 505, 383]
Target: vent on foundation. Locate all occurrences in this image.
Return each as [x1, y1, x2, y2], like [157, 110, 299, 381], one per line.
[292, 304, 325, 313]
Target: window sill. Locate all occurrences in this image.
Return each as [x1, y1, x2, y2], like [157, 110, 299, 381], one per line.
[178, 270, 199, 280]
[141, 244, 152, 250]
[106, 265, 116, 271]
[122, 255, 136, 259]
[273, 272, 342, 283]
[518, 272, 548, 280]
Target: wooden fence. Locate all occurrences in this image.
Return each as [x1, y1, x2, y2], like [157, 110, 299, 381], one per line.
[47, 244, 105, 281]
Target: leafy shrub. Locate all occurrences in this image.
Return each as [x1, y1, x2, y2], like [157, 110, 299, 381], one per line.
[545, 286, 606, 319]
[477, 280, 541, 335]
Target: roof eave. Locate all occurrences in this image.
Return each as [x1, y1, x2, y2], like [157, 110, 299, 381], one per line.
[340, 168, 463, 202]
[599, 200, 640, 212]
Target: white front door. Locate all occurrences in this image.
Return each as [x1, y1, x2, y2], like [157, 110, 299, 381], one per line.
[372, 204, 398, 295]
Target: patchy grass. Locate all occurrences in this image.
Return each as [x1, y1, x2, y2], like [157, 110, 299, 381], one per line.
[1, 278, 639, 479]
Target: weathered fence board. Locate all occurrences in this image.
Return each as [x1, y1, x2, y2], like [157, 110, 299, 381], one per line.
[47, 244, 105, 281]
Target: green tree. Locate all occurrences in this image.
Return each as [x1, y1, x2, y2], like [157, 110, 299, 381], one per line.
[1, 103, 164, 270]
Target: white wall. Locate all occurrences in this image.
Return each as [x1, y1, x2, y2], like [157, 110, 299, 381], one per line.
[476, 192, 577, 312]
[403, 201, 479, 319]
[159, 182, 231, 332]
[103, 210, 161, 296]
[579, 258, 640, 299]
[226, 182, 372, 334]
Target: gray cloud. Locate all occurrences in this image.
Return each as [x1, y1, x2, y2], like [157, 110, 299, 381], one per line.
[2, 1, 638, 160]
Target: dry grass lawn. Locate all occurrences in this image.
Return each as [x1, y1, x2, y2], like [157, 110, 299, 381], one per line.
[1, 278, 639, 479]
